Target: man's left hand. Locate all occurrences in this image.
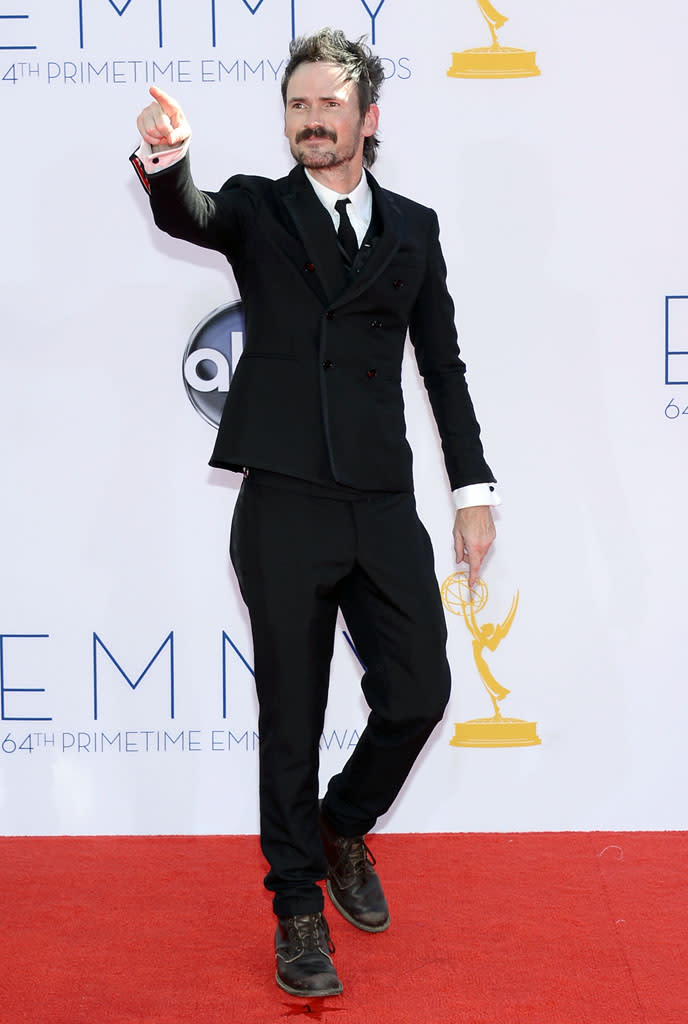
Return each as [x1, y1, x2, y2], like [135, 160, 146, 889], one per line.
[453, 506, 496, 588]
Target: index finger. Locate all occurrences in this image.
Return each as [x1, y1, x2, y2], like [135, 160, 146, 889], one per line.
[466, 546, 482, 589]
[149, 85, 182, 118]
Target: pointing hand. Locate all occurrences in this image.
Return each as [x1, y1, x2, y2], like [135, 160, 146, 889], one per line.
[136, 85, 192, 149]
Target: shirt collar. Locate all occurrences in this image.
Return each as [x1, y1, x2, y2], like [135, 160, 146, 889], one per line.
[304, 168, 372, 223]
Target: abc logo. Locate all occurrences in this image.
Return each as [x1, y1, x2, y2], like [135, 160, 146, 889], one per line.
[182, 302, 245, 427]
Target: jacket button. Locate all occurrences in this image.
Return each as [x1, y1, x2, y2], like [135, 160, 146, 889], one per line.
[305, 262, 315, 272]
[367, 368, 377, 379]
[326, 311, 335, 320]
[393, 279, 404, 289]
[370, 319, 383, 329]
[323, 359, 334, 370]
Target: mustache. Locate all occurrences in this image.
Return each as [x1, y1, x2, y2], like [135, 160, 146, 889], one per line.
[295, 126, 337, 144]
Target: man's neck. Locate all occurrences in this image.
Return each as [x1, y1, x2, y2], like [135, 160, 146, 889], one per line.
[304, 162, 364, 195]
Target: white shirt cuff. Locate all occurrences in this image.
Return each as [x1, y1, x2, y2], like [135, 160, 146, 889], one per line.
[135, 139, 189, 175]
[452, 483, 501, 509]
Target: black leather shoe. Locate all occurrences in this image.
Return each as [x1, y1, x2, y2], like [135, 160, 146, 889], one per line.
[275, 912, 343, 997]
[320, 810, 391, 933]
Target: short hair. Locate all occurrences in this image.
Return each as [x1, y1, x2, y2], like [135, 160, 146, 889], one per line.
[281, 28, 385, 167]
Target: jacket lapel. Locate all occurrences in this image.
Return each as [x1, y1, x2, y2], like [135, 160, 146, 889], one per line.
[279, 165, 349, 304]
[272, 165, 403, 308]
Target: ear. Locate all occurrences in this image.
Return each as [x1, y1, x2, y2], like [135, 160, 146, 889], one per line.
[362, 103, 379, 138]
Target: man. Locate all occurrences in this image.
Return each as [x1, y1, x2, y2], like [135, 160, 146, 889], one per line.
[132, 28, 498, 998]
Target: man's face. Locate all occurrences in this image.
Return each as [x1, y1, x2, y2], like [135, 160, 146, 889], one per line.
[284, 61, 378, 172]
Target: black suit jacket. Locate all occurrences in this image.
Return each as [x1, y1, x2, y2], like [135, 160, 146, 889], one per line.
[141, 155, 494, 492]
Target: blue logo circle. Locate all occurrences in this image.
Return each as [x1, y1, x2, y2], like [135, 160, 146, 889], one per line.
[182, 302, 245, 427]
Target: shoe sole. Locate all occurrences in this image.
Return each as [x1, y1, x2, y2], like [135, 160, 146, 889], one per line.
[326, 879, 391, 933]
[275, 971, 343, 998]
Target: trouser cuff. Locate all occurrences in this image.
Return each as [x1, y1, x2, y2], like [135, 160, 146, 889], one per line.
[272, 885, 325, 919]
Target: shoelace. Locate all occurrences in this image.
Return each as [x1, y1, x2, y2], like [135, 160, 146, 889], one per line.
[333, 837, 376, 882]
[289, 913, 335, 955]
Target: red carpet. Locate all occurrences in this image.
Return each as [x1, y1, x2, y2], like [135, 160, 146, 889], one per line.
[0, 833, 686, 1023]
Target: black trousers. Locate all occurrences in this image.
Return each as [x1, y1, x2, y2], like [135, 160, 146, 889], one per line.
[230, 471, 451, 918]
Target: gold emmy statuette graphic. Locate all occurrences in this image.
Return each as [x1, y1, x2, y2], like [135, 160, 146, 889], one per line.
[447, 0, 540, 79]
[441, 572, 541, 747]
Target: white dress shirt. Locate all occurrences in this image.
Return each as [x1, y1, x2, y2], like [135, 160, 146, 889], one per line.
[303, 168, 372, 248]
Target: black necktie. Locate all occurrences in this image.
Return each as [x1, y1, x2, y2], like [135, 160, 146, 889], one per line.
[334, 198, 358, 264]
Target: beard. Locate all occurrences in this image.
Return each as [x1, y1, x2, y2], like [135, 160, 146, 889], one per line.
[290, 125, 360, 170]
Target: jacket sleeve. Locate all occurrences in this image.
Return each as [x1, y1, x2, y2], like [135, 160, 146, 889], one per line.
[138, 152, 256, 264]
[408, 210, 495, 490]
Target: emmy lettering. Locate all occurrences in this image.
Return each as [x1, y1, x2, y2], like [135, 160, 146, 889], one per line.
[441, 572, 541, 747]
[447, 0, 541, 79]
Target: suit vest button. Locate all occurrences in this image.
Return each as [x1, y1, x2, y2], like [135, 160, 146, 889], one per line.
[370, 319, 383, 329]
[323, 360, 334, 370]
[393, 279, 404, 289]
[367, 368, 377, 379]
[304, 262, 315, 272]
[326, 311, 335, 320]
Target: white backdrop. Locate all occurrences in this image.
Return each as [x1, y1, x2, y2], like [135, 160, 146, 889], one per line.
[2, 0, 687, 835]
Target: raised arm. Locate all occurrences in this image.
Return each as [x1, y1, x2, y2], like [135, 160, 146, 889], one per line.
[131, 87, 253, 259]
